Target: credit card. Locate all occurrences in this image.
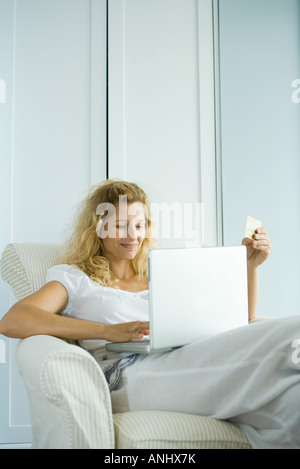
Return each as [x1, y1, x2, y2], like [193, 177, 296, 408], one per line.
[245, 216, 262, 240]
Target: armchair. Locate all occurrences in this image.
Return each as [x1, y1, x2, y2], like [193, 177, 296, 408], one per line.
[1, 243, 252, 449]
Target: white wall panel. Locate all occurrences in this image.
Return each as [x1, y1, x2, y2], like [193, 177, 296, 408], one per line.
[12, 0, 106, 243]
[219, 0, 300, 318]
[0, 0, 106, 446]
[109, 0, 220, 247]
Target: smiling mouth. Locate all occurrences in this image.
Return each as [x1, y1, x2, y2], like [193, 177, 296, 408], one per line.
[120, 244, 139, 250]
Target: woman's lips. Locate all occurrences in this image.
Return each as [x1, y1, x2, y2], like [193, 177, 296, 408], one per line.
[120, 243, 138, 250]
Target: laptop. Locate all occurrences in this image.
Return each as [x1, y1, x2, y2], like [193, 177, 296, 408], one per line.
[105, 246, 249, 354]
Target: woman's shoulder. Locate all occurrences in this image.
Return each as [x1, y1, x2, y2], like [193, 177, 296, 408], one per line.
[47, 263, 83, 276]
[46, 263, 87, 286]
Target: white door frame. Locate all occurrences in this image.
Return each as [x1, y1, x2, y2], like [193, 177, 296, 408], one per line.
[108, 0, 223, 247]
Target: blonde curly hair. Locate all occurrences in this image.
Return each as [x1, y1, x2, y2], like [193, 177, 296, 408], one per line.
[59, 179, 157, 288]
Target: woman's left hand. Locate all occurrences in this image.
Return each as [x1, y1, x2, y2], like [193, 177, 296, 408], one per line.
[242, 228, 272, 269]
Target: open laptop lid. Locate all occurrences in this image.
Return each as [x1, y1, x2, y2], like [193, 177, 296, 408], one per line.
[148, 246, 249, 350]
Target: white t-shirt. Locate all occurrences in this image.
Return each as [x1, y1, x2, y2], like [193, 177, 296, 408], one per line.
[46, 264, 149, 351]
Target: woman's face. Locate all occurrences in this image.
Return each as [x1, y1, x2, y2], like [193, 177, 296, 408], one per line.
[100, 202, 147, 261]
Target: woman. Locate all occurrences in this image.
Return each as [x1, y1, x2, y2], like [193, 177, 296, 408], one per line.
[0, 179, 299, 449]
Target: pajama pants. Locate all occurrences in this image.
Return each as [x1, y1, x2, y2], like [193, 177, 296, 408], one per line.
[101, 316, 300, 449]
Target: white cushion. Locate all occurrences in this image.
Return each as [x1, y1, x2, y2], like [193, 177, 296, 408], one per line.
[113, 410, 251, 449]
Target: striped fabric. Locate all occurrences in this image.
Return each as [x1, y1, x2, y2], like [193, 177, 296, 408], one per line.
[0, 243, 62, 300]
[17, 335, 115, 449]
[113, 411, 251, 449]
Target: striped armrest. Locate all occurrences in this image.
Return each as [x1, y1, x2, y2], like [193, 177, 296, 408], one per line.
[1, 243, 62, 300]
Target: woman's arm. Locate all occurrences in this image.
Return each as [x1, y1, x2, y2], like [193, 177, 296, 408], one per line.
[247, 266, 259, 321]
[242, 228, 271, 321]
[0, 281, 149, 342]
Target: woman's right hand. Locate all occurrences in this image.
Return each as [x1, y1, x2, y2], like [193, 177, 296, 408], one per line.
[103, 321, 150, 343]
[0, 281, 149, 343]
